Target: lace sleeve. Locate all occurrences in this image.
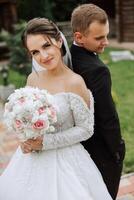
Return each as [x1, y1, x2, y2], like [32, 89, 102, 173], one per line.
[42, 91, 94, 150]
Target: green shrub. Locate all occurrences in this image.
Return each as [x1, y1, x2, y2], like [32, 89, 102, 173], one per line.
[1, 21, 31, 76]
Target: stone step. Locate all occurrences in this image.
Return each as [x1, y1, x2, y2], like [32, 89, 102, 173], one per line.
[117, 194, 134, 200]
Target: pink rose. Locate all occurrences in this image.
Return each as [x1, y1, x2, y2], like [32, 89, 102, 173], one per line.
[38, 107, 46, 114]
[18, 97, 25, 104]
[15, 120, 23, 129]
[33, 120, 48, 130]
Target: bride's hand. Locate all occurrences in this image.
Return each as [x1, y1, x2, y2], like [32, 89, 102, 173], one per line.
[20, 136, 43, 153]
[20, 142, 32, 154]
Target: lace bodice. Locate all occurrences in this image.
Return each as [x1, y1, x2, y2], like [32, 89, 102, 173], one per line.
[43, 91, 94, 150]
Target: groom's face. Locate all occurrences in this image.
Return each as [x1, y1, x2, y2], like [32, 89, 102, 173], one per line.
[79, 20, 109, 54]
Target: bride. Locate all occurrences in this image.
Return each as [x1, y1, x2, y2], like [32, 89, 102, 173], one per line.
[0, 17, 112, 200]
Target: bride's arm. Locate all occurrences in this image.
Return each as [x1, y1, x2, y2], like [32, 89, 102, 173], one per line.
[42, 90, 94, 150]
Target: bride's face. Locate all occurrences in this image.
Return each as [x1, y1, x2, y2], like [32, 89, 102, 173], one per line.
[26, 34, 62, 70]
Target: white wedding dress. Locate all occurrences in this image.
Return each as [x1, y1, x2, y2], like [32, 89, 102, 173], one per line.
[0, 91, 112, 200]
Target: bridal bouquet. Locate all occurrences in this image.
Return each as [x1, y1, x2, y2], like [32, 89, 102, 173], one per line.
[4, 87, 57, 141]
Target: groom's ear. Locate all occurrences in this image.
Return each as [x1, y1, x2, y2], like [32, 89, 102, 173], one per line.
[74, 32, 84, 45]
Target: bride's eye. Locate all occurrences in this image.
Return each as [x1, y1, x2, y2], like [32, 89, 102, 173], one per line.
[43, 43, 51, 49]
[32, 50, 39, 56]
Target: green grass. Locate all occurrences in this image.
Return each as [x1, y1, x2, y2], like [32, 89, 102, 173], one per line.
[0, 47, 134, 173]
[101, 47, 134, 173]
[0, 69, 26, 88]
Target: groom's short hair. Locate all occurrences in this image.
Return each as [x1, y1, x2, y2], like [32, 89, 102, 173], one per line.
[71, 4, 108, 34]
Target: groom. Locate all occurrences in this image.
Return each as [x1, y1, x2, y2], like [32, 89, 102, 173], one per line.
[70, 4, 125, 200]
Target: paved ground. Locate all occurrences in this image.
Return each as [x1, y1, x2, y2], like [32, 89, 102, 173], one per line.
[109, 39, 134, 51]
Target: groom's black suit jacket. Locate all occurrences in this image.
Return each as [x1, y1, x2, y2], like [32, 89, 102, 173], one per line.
[70, 44, 125, 200]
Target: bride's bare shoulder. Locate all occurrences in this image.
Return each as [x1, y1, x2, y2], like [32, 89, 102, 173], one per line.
[68, 72, 90, 105]
[68, 71, 85, 89]
[26, 71, 41, 86]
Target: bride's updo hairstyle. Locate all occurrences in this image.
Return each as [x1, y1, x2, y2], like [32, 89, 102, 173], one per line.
[22, 17, 66, 56]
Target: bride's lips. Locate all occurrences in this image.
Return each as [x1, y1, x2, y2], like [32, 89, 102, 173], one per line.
[42, 58, 53, 65]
